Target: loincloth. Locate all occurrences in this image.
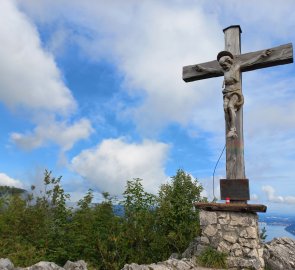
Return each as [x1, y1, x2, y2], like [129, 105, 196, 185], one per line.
[222, 89, 244, 110]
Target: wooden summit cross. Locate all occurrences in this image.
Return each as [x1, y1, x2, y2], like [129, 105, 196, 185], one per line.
[183, 25, 293, 203]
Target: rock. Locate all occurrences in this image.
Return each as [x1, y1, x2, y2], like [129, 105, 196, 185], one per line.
[240, 227, 257, 239]
[234, 249, 242, 257]
[121, 258, 224, 269]
[238, 238, 257, 248]
[227, 257, 262, 270]
[223, 233, 237, 244]
[245, 227, 258, 239]
[231, 243, 241, 250]
[217, 241, 231, 253]
[203, 225, 217, 237]
[200, 211, 217, 226]
[0, 258, 87, 270]
[168, 253, 180, 259]
[24, 262, 63, 270]
[12, 260, 87, 270]
[0, 259, 14, 270]
[63, 261, 87, 270]
[263, 237, 295, 270]
[181, 237, 201, 258]
[235, 214, 257, 226]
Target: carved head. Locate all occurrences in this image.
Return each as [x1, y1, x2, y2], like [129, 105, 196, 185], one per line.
[217, 51, 234, 71]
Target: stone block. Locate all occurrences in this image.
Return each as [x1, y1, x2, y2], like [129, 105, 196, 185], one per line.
[218, 218, 228, 225]
[240, 229, 247, 238]
[200, 236, 209, 244]
[224, 233, 238, 244]
[239, 238, 258, 248]
[245, 227, 258, 239]
[248, 248, 258, 258]
[203, 225, 217, 237]
[257, 247, 263, 257]
[217, 212, 228, 218]
[230, 220, 239, 226]
[199, 210, 217, 226]
[223, 225, 236, 231]
[210, 233, 222, 248]
[238, 215, 257, 226]
[243, 247, 250, 254]
[234, 249, 243, 256]
[217, 241, 231, 253]
[231, 243, 241, 250]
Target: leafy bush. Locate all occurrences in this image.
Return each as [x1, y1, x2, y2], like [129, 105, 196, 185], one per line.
[197, 246, 227, 269]
[0, 169, 205, 269]
[156, 169, 204, 255]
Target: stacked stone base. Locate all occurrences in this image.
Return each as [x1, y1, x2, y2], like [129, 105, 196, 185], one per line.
[198, 210, 264, 270]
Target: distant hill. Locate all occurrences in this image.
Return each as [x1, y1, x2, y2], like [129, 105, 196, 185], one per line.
[259, 213, 295, 226]
[0, 186, 27, 197]
[285, 224, 295, 236]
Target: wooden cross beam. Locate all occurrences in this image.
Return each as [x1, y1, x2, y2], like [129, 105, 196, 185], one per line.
[182, 25, 293, 202]
[183, 43, 293, 83]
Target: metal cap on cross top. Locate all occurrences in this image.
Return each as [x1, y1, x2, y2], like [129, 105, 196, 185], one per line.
[183, 25, 293, 204]
[223, 25, 242, 33]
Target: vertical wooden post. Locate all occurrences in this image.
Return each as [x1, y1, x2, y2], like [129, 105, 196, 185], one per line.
[223, 25, 246, 180]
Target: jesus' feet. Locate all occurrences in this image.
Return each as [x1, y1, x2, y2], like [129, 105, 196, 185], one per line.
[227, 129, 238, 139]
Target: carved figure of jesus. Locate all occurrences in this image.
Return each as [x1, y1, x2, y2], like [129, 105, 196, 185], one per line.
[195, 49, 272, 138]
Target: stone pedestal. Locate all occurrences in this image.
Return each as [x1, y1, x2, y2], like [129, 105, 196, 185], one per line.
[198, 210, 264, 270]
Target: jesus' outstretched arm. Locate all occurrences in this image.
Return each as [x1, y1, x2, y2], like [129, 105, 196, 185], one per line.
[240, 49, 272, 67]
[194, 64, 220, 74]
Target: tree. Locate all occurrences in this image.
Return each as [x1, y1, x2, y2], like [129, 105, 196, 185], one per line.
[156, 169, 205, 255]
[0, 169, 206, 269]
[121, 178, 159, 264]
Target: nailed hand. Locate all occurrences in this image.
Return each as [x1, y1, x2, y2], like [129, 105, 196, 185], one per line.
[261, 49, 272, 58]
[194, 65, 204, 72]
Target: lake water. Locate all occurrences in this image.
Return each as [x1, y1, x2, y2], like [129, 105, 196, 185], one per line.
[260, 224, 295, 242]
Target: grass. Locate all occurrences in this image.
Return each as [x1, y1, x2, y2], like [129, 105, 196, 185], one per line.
[196, 246, 227, 269]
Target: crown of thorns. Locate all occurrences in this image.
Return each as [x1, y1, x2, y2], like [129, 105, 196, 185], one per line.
[217, 51, 234, 62]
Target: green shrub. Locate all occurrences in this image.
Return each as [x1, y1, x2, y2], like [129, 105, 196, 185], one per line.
[0, 169, 206, 269]
[156, 169, 204, 255]
[197, 246, 227, 269]
[259, 226, 267, 242]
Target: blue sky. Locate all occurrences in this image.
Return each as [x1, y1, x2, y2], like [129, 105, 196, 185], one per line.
[1, 0, 295, 214]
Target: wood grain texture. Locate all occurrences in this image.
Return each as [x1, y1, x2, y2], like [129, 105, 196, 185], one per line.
[194, 202, 267, 213]
[182, 43, 293, 83]
[224, 26, 246, 180]
[182, 60, 222, 82]
[239, 43, 293, 72]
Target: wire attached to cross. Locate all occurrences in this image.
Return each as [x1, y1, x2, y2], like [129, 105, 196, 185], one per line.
[212, 144, 226, 200]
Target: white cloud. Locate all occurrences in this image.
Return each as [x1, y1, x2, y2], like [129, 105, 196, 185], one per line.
[0, 173, 23, 188]
[71, 138, 170, 194]
[11, 118, 93, 151]
[262, 185, 295, 204]
[16, 1, 295, 139]
[0, 0, 76, 114]
[0, 1, 93, 153]
[209, 0, 295, 46]
[15, 0, 295, 201]
[17, 0, 224, 136]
